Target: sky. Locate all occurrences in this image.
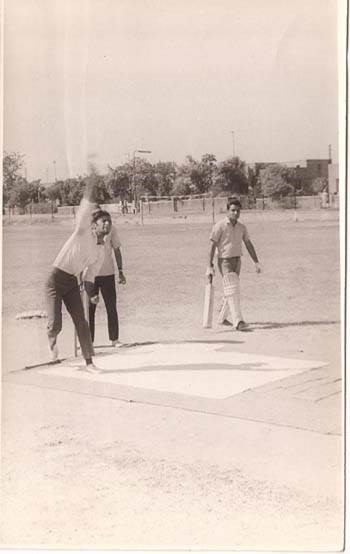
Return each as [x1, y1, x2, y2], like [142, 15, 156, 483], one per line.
[4, 0, 342, 182]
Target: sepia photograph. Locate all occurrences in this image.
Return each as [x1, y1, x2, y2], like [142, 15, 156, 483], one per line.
[1, 0, 345, 550]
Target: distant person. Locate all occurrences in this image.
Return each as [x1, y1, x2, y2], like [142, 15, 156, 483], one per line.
[87, 210, 126, 346]
[45, 183, 111, 372]
[207, 197, 261, 330]
[121, 199, 128, 214]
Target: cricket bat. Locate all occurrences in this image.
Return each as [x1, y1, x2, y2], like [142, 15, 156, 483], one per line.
[202, 274, 214, 328]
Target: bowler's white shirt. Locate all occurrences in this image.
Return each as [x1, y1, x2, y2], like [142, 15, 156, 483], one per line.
[53, 198, 105, 280]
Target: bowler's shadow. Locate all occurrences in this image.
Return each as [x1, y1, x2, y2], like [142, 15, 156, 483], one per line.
[94, 338, 245, 357]
[97, 361, 268, 376]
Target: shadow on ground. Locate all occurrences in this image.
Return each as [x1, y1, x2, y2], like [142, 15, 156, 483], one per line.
[93, 339, 245, 353]
[97, 362, 268, 375]
[250, 320, 340, 330]
[218, 319, 339, 330]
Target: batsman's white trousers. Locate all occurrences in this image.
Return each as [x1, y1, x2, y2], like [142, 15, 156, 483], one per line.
[221, 272, 243, 328]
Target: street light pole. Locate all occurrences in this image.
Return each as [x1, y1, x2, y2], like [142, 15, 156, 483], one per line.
[132, 149, 152, 211]
[231, 131, 235, 158]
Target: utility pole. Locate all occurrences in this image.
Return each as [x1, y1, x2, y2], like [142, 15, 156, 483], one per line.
[328, 144, 332, 163]
[132, 149, 152, 211]
[53, 160, 57, 183]
[231, 131, 235, 158]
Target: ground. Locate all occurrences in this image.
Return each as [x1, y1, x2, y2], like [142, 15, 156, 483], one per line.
[1, 210, 344, 550]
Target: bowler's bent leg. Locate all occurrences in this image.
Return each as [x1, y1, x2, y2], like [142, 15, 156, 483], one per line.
[45, 270, 63, 359]
[88, 280, 99, 343]
[63, 285, 95, 361]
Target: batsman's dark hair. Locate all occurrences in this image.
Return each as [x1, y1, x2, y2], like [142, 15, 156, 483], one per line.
[91, 209, 111, 224]
[227, 197, 242, 210]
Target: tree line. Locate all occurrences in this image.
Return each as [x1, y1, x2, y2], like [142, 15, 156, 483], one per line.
[3, 151, 327, 212]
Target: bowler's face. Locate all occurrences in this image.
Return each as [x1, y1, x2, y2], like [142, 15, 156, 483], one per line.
[95, 216, 112, 235]
[228, 205, 240, 223]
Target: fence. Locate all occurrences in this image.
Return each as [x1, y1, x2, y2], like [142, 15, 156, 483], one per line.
[255, 194, 339, 210]
[4, 193, 339, 224]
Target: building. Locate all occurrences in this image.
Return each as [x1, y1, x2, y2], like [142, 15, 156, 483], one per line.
[253, 159, 331, 194]
[304, 159, 330, 191]
[328, 163, 339, 195]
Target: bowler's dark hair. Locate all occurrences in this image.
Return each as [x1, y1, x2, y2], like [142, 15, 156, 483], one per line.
[227, 197, 242, 210]
[91, 209, 111, 225]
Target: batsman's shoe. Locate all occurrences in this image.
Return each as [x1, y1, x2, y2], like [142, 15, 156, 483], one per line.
[236, 320, 249, 331]
[111, 340, 120, 347]
[218, 319, 233, 326]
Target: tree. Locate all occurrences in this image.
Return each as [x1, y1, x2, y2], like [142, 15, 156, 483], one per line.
[171, 175, 194, 196]
[106, 164, 131, 200]
[3, 151, 25, 205]
[215, 157, 248, 195]
[45, 178, 84, 205]
[83, 166, 111, 205]
[259, 164, 294, 199]
[247, 166, 259, 196]
[196, 154, 217, 194]
[8, 178, 41, 211]
[45, 182, 64, 204]
[153, 161, 177, 196]
[133, 158, 157, 197]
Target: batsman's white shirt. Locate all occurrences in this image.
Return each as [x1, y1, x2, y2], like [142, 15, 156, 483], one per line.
[53, 198, 105, 280]
[210, 218, 249, 258]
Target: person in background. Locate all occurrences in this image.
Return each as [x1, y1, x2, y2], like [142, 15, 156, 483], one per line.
[87, 210, 126, 347]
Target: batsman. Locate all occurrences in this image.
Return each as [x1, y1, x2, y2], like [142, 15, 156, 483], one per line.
[207, 197, 261, 331]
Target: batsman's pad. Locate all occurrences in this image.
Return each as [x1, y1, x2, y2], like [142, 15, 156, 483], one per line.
[222, 272, 243, 328]
[222, 272, 240, 297]
[217, 298, 228, 324]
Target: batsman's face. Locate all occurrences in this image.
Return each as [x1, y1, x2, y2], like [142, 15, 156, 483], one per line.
[228, 205, 240, 223]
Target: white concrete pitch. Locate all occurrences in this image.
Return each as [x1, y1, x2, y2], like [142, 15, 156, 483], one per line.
[40, 342, 327, 399]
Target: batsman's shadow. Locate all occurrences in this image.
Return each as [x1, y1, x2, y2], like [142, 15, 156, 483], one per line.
[249, 320, 340, 330]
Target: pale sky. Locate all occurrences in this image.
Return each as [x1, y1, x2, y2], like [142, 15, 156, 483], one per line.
[4, 0, 341, 182]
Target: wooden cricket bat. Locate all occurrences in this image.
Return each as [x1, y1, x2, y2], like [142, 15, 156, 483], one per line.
[202, 275, 214, 328]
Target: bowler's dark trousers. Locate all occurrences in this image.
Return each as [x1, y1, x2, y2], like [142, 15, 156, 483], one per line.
[88, 274, 119, 343]
[45, 267, 94, 360]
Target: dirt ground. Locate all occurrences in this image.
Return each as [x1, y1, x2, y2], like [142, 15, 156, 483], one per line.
[1, 210, 344, 550]
[1, 381, 343, 550]
[2, 211, 341, 370]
